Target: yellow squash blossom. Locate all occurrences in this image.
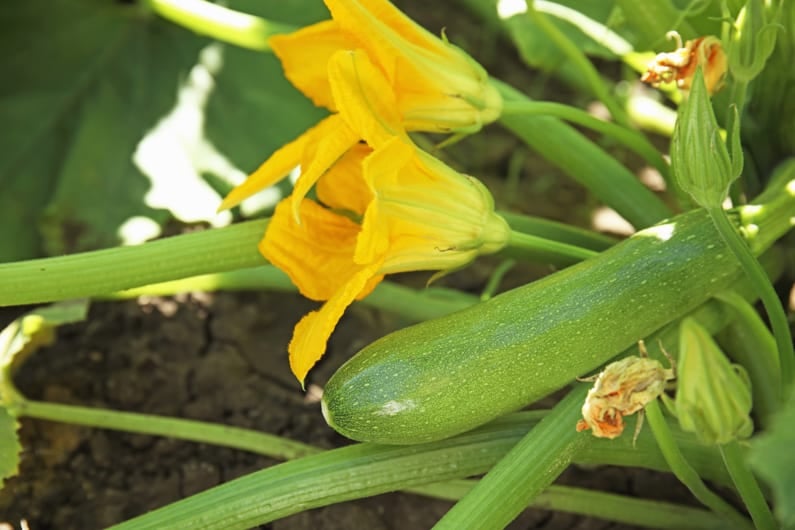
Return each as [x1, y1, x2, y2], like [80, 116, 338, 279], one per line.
[219, 0, 502, 215]
[264, 137, 510, 385]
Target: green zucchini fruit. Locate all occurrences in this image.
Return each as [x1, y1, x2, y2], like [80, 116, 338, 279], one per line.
[320, 207, 777, 445]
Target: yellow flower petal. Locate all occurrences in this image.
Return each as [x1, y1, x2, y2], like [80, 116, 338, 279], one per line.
[316, 142, 373, 216]
[219, 114, 337, 211]
[327, 49, 403, 146]
[269, 20, 358, 112]
[288, 261, 383, 386]
[356, 136, 509, 273]
[261, 196, 362, 301]
[323, 0, 501, 133]
[324, 0, 443, 80]
[289, 115, 361, 223]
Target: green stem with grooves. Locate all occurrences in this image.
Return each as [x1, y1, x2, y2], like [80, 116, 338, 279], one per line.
[0, 219, 267, 307]
[707, 206, 794, 398]
[719, 441, 777, 530]
[500, 100, 670, 181]
[524, 3, 630, 127]
[432, 386, 590, 530]
[644, 401, 753, 529]
[141, 0, 295, 51]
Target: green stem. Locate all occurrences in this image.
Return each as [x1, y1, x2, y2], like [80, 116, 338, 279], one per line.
[0, 208, 608, 309]
[644, 401, 753, 529]
[13, 398, 319, 460]
[432, 386, 590, 530]
[498, 210, 617, 251]
[141, 0, 295, 51]
[501, 100, 670, 181]
[480, 259, 516, 301]
[504, 230, 599, 266]
[719, 441, 777, 530]
[415, 480, 725, 529]
[524, 3, 630, 127]
[707, 205, 794, 399]
[0, 219, 267, 307]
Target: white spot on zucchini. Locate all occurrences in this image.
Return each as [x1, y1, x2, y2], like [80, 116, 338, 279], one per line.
[376, 399, 417, 416]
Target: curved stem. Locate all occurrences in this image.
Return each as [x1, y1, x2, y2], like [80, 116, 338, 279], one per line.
[142, 0, 295, 51]
[707, 206, 794, 399]
[644, 401, 753, 530]
[719, 441, 777, 530]
[501, 100, 670, 181]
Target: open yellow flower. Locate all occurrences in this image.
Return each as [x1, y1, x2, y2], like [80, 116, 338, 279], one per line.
[263, 137, 510, 385]
[218, 0, 502, 215]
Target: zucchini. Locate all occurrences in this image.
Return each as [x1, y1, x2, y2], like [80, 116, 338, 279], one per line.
[320, 208, 769, 444]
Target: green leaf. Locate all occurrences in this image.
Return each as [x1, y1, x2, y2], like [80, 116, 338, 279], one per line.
[0, 0, 328, 261]
[0, 0, 209, 260]
[0, 407, 21, 489]
[504, 1, 621, 65]
[749, 391, 795, 528]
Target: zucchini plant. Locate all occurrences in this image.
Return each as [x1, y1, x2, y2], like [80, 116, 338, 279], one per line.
[1, 0, 793, 529]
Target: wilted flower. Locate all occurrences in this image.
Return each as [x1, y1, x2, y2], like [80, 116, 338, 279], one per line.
[577, 341, 675, 441]
[641, 33, 727, 95]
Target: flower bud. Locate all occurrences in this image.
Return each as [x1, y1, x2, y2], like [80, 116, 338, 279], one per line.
[674, 318, 753, 445]
[670, 68, 742, 208]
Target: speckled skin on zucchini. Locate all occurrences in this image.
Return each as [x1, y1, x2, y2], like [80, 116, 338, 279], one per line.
[321, 208, 751, 445]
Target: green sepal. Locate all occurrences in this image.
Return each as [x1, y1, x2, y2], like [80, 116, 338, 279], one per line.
[728, 0, 782, 82]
